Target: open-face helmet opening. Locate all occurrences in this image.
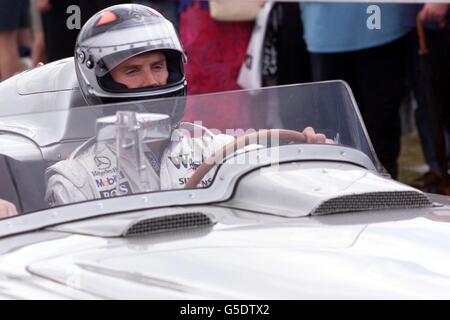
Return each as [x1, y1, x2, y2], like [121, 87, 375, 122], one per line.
[75, 4, 187, 106]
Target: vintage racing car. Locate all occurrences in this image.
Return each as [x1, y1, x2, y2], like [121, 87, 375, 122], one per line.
[0, 59, 450, 298]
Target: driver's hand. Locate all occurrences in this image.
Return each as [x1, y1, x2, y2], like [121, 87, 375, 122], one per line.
[0, 199, 17, 219]
[302, 127, 335, 144]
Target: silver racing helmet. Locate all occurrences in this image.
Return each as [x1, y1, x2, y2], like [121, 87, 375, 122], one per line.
[75, 4, 187, 106]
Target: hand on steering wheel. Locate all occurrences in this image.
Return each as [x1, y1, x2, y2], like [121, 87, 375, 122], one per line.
[185, 127, 333, 189]
[0, 199, 17, 219]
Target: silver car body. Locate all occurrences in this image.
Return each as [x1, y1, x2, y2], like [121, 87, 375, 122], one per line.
[0, 60, 450, 299]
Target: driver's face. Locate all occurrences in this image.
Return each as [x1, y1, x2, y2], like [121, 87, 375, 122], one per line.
[109, 51, 169, 89]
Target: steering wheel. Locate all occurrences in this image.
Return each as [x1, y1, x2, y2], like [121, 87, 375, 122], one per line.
[185, 129, 307, 189]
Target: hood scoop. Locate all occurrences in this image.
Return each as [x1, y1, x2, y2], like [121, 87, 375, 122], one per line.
[223, 162, 434, 217]
[47, 208, 216, 238]
[312, 191, 432, 216]
[123, 212, 214, 237]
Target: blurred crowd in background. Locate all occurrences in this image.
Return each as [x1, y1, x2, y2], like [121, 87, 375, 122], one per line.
[0, 0, 449, 193]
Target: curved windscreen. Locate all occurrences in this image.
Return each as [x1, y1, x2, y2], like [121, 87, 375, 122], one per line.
[0, 81, 380, 215]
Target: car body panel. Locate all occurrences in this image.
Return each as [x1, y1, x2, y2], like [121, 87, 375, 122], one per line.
[1, 72, 449, 299]
[0, 59, 88, 151]
[224, 161, 430, 217]
[1, 204, 450, 299]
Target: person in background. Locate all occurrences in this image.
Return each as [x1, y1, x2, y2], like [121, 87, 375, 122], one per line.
[0, 0, 30, 80]
[262, 2, 311, 87]
[37, 0, 79, 62]
[178, 0, 253, 94]
[262, 2, 312, 130]
[299, 2, 411, 179]
[38, 0, 124, 62]
[178, 0, 258, 129]
[31, 0, 47, 66]
[418, 3, 450, 140]
[405, 3, 450, 191]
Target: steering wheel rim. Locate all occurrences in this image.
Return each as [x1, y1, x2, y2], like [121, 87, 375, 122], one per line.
[185, 129, 307, 189]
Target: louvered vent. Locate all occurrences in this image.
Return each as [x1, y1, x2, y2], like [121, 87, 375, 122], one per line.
[123, 212, 214, 237]
[312, 191, 432, 216]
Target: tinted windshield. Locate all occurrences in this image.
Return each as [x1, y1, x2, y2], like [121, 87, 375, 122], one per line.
[0, 81, 380, 215]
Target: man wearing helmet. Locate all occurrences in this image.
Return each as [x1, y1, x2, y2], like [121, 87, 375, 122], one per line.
[73, 4, 187, 104]
[45, 4, 329, 207]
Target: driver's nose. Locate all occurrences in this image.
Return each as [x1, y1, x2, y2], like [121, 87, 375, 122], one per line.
[142, 69, 159, 87]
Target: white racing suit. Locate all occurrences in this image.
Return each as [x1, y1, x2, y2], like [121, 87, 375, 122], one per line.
[45, 123, 235, 207]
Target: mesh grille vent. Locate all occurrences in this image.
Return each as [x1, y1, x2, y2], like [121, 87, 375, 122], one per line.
[123, 212, 213, 237]
[312, 191, 432, 216]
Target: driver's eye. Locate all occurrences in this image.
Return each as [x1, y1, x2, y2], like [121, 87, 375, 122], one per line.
[125, 68, 138, 75]
[152, 64, 163, 72]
